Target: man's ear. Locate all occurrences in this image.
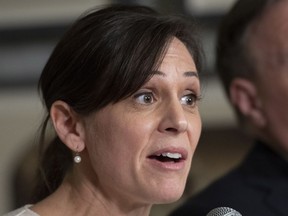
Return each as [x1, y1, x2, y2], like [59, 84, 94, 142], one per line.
[50, 101, 85, 152]
[229, 78, 266, 128]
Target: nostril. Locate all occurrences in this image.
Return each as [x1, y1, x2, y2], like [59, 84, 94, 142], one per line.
[165, 127, 178, 132]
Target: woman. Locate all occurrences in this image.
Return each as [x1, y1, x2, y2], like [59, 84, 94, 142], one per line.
[5, 4, 203, 216]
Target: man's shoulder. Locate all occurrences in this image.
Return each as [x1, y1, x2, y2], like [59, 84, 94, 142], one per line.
[169, 143, 288, 216]
[169, 168, 247, 216]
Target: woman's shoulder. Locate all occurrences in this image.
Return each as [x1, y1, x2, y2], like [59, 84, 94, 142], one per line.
[3, 205, 39, 216]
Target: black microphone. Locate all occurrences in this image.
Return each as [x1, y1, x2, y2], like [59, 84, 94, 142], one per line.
[206, 207, 242, 216]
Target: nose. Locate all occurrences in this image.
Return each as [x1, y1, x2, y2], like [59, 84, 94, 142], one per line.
[158, 100, 188, 134]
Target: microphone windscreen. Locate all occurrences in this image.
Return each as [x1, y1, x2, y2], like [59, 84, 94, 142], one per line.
[206, 207, 242, 216]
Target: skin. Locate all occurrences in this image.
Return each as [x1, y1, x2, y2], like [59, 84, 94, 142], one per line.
[245, 0, 288, 157]
[33, 37, 202, 216]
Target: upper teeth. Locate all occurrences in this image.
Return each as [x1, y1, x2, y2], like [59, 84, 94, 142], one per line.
[160, 152, 182, 159]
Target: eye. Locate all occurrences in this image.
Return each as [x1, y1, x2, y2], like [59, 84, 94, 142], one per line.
[180, 93, 200, 107]
[134, 92, 154, 105]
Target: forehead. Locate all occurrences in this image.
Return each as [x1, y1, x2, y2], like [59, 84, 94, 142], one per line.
[248, 1, 288, 70]
[164, 38, 192, 58]
[160, 38, 196, 69]
[252, 1, 288, 41]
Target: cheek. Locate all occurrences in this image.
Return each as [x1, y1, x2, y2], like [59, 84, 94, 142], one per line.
[112, 117, 156, 158]
[263, 95, 288, 134]
[86, 114, 155, 163]
[261, 84, 288, 122]
[188, 114, 202, 151]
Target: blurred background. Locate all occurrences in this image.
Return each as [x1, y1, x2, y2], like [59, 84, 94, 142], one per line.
[0, 0, 254, 215]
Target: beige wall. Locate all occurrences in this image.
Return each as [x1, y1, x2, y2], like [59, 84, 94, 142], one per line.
[0, 88, 42, 213]
[0, 0, 111, 27]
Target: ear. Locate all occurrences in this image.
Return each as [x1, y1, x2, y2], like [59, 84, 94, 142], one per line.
[50, 101, 85, 152]
[229, 78, 266, 128]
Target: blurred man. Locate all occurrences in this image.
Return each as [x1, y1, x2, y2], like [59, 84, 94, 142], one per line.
[170, 0, 288, 215]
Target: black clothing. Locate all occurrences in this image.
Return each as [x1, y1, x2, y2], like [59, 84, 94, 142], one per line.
[170, 141, 288, 216]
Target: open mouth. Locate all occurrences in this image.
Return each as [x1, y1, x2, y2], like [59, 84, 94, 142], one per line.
[148, 152, 184, 163]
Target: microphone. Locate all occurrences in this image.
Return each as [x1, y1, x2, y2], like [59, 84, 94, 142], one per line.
[206, 207, 242, 216]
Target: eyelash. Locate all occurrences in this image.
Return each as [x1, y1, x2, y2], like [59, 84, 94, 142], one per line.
[133, 91, 202, 107]
[133, 92, 154, 105]
[180, 93, 202, 107]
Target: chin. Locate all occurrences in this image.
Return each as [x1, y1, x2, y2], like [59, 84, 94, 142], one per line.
[155, 191, 184, 204]
[152, 182, 186, 204]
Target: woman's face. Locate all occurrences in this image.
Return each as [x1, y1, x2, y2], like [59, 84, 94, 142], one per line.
[82, 38, 201, 206]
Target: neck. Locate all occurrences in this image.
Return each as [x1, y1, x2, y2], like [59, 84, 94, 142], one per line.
[33, 170, 152, 216]
[256, 132, 288, 161]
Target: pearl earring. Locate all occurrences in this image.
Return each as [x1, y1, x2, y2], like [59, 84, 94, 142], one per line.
[74, 152, 81, 163]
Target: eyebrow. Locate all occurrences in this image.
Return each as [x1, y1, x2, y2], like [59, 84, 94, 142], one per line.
[152, 70, 199, 78]
[184, 71, 199, 78]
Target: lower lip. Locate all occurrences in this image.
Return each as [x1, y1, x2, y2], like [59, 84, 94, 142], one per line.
[147, 158, 186, 171]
